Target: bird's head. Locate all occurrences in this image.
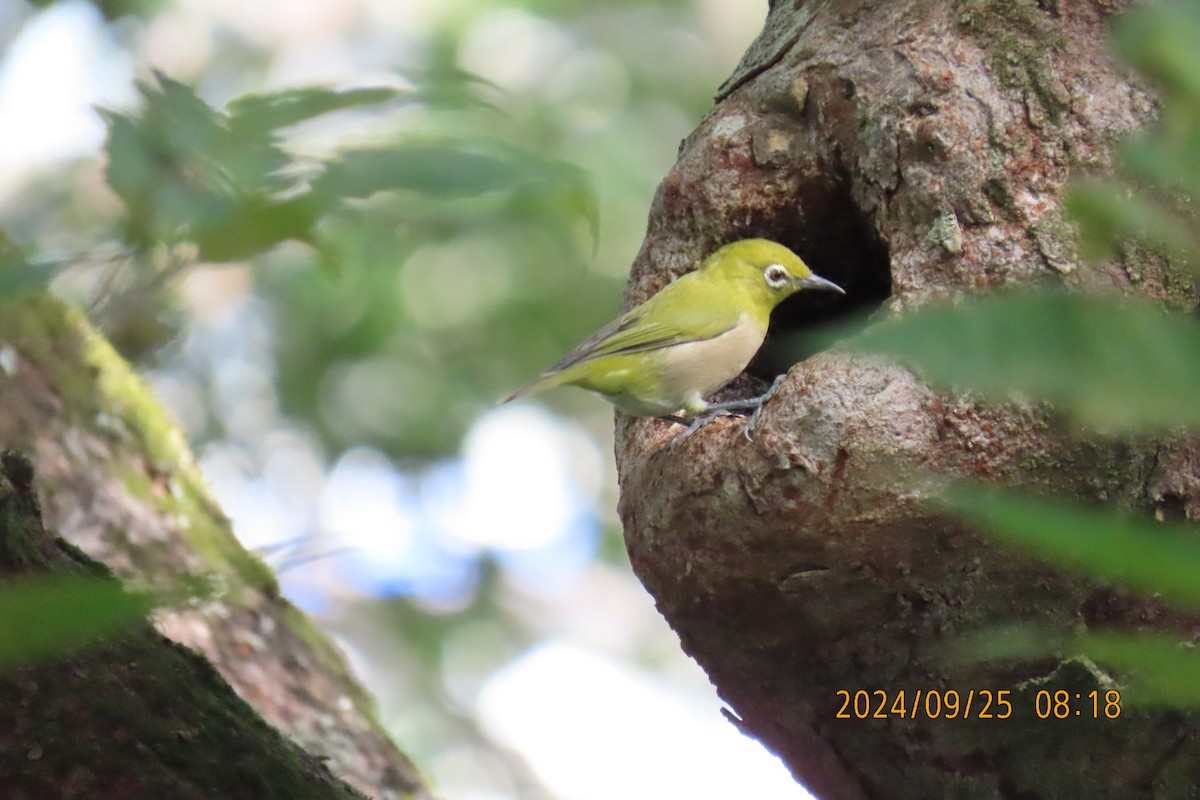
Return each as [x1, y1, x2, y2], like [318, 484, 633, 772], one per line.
[704, 239, 844, 311]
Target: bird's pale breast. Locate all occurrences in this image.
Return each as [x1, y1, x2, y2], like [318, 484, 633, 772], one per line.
[654, 313, 766, 402]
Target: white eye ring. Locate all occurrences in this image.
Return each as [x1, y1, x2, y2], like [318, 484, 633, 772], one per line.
[764, 264, 790, 288]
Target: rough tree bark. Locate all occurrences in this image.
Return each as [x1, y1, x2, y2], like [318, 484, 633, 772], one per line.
[616, 2, 1200, 799]
[0, 451, 372, 800]
[0, 295, 433, 800]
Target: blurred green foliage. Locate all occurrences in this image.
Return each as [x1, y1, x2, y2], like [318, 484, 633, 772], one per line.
[0, 6, 747, 789]
[2, 1, 731, 464]
[26, 0, 164, 21]
[845, 291, 1200, 432]
[104, 74, 384, 261]
[0, 575, 154, 666]
[86, 64, 613, 454]
[1064, 1, 1200, 267]
[943, 486, 1200, 613]
[964, 627, 1200, 709]
[1035, 632, 1200, 708]
[103, 73, 596, 267]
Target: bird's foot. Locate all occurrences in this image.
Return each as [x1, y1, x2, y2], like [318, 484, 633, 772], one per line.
[661, 374, 789, 446]
[696, 375, 787, 442]
[666, 410, 735, 448]
[742, 374, 787, 441]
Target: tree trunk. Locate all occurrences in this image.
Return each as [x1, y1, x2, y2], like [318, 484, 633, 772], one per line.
[616, 2, 1200, 798]
[0, 451, 374, 800]
[0, 295, 432, 800]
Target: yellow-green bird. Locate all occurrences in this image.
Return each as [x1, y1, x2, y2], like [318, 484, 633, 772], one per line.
[503, 239, 844, 440]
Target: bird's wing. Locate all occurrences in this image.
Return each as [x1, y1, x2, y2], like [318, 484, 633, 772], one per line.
[548, 293, 741, 373]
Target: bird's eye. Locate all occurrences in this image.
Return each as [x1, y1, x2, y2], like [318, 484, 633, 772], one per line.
[764, 264, 790, 288]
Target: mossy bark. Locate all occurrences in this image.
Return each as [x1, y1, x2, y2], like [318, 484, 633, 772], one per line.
[0, 295, 432, 800]
[616, 2, 1200, 798]
[0, 451, 370, 800]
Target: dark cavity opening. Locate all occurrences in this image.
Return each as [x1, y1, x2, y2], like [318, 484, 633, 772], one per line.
[743, 173, 891, 379]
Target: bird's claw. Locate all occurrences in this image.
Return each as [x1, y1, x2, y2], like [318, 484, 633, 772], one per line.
[742, 374, 787, 441]
[668, 409, 734, 448]
[662, 374, 789, 446]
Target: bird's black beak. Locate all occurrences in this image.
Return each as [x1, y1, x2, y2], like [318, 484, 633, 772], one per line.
[798, 274, 845, 295]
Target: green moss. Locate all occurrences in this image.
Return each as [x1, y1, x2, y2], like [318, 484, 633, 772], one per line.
[959, 0, 1071, 125]
[0, 615, 369, 800]
[1016, 452, 1053, 472]
[0, 293, 277, 591]
[114, 459, 276, 592]
[1115, 239, 1200, 310]
[277, 601, 384, 725]
[1032, 208, 1074, 244]
[0, 447, 370, 800]
[0, 465, 40, 570]
[0, 292, 190, 470]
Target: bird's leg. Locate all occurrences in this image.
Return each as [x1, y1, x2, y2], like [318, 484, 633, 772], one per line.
[659, 374, 789, 446]
[689, 374, 788, 441]
[743, 374, 787, 441]
[664, 409, 734, 447]
[701, 374, 787, 416]
[676, 376, 787, 441]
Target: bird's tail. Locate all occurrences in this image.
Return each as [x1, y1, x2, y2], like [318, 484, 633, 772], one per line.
[498, 369, 573, 406]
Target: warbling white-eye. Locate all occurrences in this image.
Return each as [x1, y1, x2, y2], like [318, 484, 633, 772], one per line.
[503, 239, 844, 441]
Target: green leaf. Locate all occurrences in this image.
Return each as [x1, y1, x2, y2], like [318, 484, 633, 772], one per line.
[1113, 0, 1200, 103]
[942, 484, 1200, 611]
[1121, 128, 1200, 210]
[1069, 632, 1200, 708]
[315, 144, 531, 199]
[102, 74, 600, 266]
[311, 142, 599, 250]
[402, 67, 504, 112]
[956, 626, 1200, 709]
[843, 291, 1200, 431]
[102, 74, 396, 262]
[102, 73, 289, 252]
[192, 194, 321, 263]
[0, 575, 154, 667]
[1065, 179, 1199, 268]
[227, 86, 401, 134]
